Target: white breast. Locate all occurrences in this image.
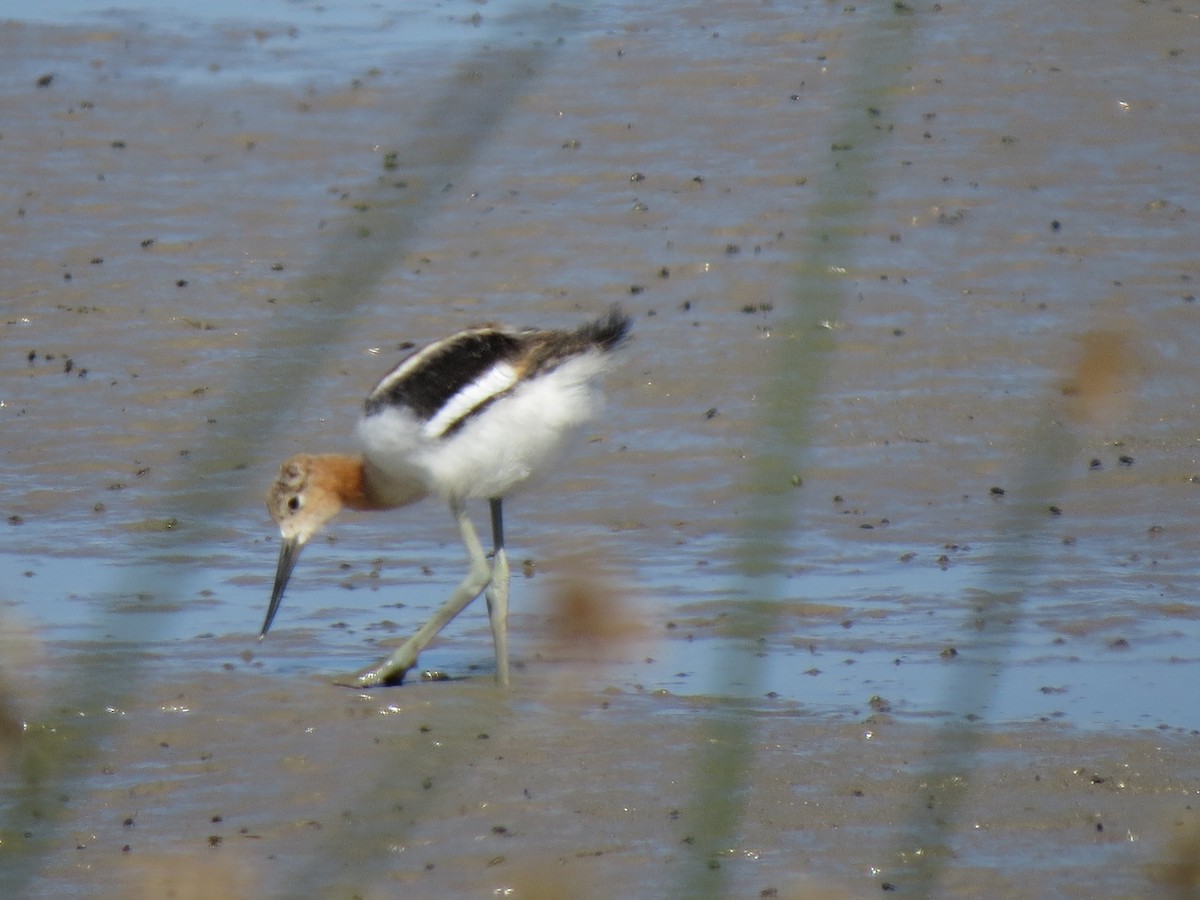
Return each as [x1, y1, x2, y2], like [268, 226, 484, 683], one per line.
[357, 350, 610, 503]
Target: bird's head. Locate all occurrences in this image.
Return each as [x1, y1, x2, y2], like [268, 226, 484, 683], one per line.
[260, 454, 349, 639]
[267, 454, 345, 545]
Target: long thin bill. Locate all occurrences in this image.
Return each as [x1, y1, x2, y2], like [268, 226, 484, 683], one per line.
[260, 536, 302, 639]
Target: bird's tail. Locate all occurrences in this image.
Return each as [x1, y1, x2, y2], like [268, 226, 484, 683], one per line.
[578, 305, 632, 353]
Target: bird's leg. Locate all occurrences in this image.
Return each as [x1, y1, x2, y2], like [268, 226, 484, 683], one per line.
[484, 497, 510, 687]
[348, 499, 492, 688]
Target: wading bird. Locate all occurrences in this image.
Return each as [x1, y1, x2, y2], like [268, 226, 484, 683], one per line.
[260, 307, 631, 687]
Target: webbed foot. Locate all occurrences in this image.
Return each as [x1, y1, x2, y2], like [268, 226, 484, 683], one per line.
[333, 660, 409, 689]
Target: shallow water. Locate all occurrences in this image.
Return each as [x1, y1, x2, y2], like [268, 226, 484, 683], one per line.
[3, 0, 1200, 895]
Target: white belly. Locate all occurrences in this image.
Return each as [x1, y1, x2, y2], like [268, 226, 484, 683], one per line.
[356, 351, 609, 502]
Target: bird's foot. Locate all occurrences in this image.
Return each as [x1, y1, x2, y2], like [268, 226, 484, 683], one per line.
[333, 661, 409, 689]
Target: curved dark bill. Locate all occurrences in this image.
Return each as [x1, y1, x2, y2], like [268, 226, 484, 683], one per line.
[260, 536, 302, 639]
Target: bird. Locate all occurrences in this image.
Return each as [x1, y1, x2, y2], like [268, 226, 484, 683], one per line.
[259, 307, 631, 688]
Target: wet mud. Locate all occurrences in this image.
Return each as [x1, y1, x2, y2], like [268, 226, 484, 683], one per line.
[2, 0, 1200, 896]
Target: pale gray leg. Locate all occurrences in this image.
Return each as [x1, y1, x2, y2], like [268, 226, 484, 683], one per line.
[350, 499, 492, 688]
[484, 497, 510, 687]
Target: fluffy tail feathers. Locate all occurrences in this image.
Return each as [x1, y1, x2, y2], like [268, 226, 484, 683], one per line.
[577, 306, 632, 354]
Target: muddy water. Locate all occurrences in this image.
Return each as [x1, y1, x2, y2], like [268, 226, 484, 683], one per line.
[3, 1, 1200, 897]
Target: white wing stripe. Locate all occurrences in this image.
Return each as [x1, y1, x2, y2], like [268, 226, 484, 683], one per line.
[420, 362, 520, 439]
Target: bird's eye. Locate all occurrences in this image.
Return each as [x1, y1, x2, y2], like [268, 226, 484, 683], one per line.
[287, 495, 302, 512]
